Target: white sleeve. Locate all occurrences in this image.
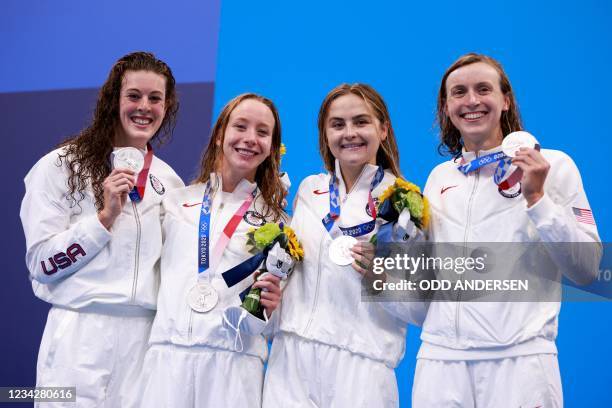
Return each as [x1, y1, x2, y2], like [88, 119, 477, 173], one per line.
[377, 291, 429, 327]
[20, 153, 111, 284]
[373, 241, 431, 326]
[526, 152, 602, 285]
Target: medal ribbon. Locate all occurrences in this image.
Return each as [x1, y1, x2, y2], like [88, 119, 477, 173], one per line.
[496, 144, 541, 191]
[199, 180, 256, 278]
[321, 166, 384, 238]
[457, 145, 541, 192]
[457, 151, 506, 175]
[128, 143, 154, 202]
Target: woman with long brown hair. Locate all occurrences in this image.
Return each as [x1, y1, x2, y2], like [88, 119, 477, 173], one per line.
[263, 83, 427, 407]
[20, 51, 184, 406]
[138, 93, 287, 407]
[414, 53, 601, 407]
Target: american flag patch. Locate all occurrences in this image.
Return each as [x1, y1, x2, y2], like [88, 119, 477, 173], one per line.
[572, 207, 595, 225]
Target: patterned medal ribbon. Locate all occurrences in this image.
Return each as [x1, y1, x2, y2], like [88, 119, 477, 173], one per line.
[199, 179, 257, 278]
[128, 143, 154, 202]
[321, 166, 384, 238]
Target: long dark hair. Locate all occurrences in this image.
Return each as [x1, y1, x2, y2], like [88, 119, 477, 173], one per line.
[437, 53, 523, 156]
[58, 51, 178, 209]
[194, 93, 285, 222]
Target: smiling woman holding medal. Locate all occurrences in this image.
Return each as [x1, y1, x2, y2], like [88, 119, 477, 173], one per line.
[137, 93, 287, 408]
[412, 53, 602, 407]
[262, 84, 428, 408]
[19, 52, 184, 407]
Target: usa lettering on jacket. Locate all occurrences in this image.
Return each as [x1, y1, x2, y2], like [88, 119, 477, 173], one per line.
[40, 243, 86, 275]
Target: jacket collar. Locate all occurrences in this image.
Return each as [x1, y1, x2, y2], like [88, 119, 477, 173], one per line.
[209, 172, 257, 200]
[333, 159, 380, 195]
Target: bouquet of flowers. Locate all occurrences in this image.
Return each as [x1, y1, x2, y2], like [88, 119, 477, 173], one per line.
[372, 178, 429, 244]
[242, 222, 304, 318]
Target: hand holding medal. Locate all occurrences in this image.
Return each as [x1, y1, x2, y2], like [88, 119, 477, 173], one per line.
[99, 146, 153, 230]
[324, 166, 386, 268]
[329, 235, 358, 266]
[97, 148, 142, 230]
[503, 131, 549, 207]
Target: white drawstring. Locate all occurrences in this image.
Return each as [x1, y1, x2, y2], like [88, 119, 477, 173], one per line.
[222, 308, 248, 352]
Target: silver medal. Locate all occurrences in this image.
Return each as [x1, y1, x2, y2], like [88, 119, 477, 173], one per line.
[502, 131, 538, 158]
[112, 147, 145, 173]
[187, 282, 219, 313]
[328, 235, 358, 266]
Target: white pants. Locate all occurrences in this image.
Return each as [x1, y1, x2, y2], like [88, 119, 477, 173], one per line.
[138, 343, 264, 408]
[263, 332, 399, 408]
[36, 306, 154, 408]
[412, 354, 563, 408]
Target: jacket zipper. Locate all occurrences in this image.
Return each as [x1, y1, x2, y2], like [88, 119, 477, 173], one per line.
[455, 154, 480, 340]
[304, 234, 326, 335]
[342, 165, 369, 203]
[303, 168, 370, 334]
[188, 309, 194, 343]
[131, 201, 142, 302]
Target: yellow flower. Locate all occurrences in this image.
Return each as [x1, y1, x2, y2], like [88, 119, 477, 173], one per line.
[283, 225, 304, 261]
[395, 178, 421, 194]
[376, 177, 430, 229]
[280, 143, 287, 156]
[377, 178, 421, 204]
[421, 195, 430, 229]
[378, 184, 395, 204]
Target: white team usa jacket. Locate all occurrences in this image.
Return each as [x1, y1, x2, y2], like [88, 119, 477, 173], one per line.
[20, 147, 184, 311]
[148, 175, 277, 362]
[278, 160, 428, 369]
[420, 146, 602, 357]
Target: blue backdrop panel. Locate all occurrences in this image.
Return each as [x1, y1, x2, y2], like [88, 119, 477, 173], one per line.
[0, 0, 220, 92]
[214, 0, 611, 406]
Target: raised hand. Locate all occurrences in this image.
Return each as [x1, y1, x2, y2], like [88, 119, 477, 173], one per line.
[512, 147, 550, 207]
[98, 168, 136, 230]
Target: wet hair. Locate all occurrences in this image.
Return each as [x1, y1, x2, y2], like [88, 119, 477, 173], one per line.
[194, 93, 286, 222]
[317, 83, 401, 177]
[58, 51, 178, 209]
[436, 52, 523, 156]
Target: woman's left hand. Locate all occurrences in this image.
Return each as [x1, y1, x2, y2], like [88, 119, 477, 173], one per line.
[512, 147, 550, 207]
[253, 273, 282, 316]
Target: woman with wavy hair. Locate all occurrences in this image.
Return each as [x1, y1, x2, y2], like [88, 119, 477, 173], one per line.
[20, 51, 184, 407]
[138, 93, 287, 407]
